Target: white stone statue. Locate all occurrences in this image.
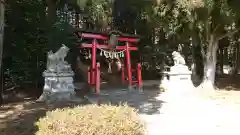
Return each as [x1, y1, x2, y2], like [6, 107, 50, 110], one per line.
[46, 44, 71, 73]
[172, 51, 186, 66]
[38, 44, 77, 103]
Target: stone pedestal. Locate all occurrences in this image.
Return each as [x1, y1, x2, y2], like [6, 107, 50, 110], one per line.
[159, 65, 194, 102]
[38, 71, 77, 103]
[167, 65, 193, 92]
[159, 51, 196, 103]
[37, 45, 84, 103]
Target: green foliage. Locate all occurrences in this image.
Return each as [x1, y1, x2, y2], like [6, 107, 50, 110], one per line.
[3, 0, 79, 87]
[84, 0, 113, 29]
[4, 0, 46, 85]
[35, 104, 146, 135]
[4, 0, 240, 86]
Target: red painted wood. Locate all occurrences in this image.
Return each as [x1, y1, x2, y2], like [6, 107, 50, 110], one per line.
[81, 33, 108, 40]
[131, 69, 136, 72]
[79, 33, 139, 43]
[78, 31, 142, 91]
[137, 63, 143, 89]
[91, 40, 97, 85]
[125, 42, 132, 89]
[80, 43, 138, 50]
[121, 65, 125, 84]
[96, 62, 101, 94]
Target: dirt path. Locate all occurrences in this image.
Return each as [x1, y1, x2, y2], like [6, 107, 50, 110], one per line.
[143, 90, 240, 135]
[0, 100, 89, 135]
[1, 88, 240, 135]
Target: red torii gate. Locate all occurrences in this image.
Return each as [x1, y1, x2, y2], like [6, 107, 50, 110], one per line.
[75, 29, 143, 93]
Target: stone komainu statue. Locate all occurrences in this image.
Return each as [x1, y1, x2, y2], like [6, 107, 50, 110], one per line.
[46, 44, 70, 72]
[172, 51, 186, 66]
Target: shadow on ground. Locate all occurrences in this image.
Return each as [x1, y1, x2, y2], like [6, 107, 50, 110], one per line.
[0, 83, 164, 135]
[0, 99, 90, 135]
[191, 74, 240, 91]
[86, 85, 164, 115]
[215, 74, 240, 91]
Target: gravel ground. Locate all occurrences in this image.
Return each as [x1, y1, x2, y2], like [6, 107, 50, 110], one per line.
[1, 88, 240, 135]
[0, 99, 90, 135]
[141, 90, 240, 135]
[84, 86, 240, 135]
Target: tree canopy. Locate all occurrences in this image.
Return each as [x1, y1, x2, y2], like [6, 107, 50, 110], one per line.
[1, 0, 240, 93]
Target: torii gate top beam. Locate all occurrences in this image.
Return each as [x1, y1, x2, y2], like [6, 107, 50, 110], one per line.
[75, 29, 141, 43]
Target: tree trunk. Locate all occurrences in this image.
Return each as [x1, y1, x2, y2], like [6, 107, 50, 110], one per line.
[200, 36, 218, 90]
[233, 43, 240, 74]
[219, 47, 224, 74]
[46, 0, 57, 50]
[0, 1, 5, 104]
[191, 34, 204, 78]
[46, 0, 57, 27]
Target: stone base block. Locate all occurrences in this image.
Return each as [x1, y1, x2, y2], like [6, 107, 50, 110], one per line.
[37, 91, 83, 103]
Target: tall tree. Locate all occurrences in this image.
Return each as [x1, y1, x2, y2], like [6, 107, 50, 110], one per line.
[0, 0, 5, 104]
[154, 0, 240, 89]
[185, 0, 240, 89]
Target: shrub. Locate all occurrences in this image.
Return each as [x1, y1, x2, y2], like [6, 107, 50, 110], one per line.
[35, 104, 146, 135]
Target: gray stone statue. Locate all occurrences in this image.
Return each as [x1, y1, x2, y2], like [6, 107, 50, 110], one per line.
[164, 51, 193, 92]
[172, 51, 186, 66]
[46, 44, 71, 73]
[38, 44, 77, 103]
